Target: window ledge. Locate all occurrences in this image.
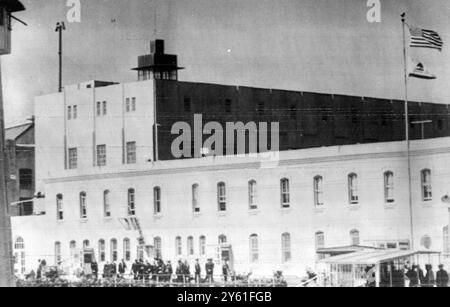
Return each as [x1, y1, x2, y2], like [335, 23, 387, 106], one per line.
[153, 214, 164, 220]
[421, 201, 434, 208]
[349, 204, 361, 211]
[218, 212, 228, 217]
[314, 206, 325, 214]
[280, 207, 292, 213]
[248, 209, 260, 215]
[384, 203, 397, 210]
[193, 212, 202, 218]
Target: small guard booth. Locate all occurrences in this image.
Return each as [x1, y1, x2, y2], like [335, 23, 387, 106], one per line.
[317, 250, 441, 287]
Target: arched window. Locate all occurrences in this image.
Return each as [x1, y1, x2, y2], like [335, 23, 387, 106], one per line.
[56, 194, 64, 221]
[79, 192, 87, 219]
[280, 179, 290, 208]
[248, 180, 258, 210]
[250, 234, 259, 263]
[314, 176, 324, 207]
[219, 235, 227, 245]
[350, 229, 360, 246]
[444, 227, 449, 256]
[187, 236, 194, 256]
[154, 187, 161, 215]
[175, 236, 182, 256]
[315, 231, 325, 250]
[281, 233, 291, 263]
[384, 172, 395, 203]
[199, 236, 206, 256]
[104, 190, 111, 217]
[83, 240, 90, 249]
[98, 240, 105, 262]
[348, 174, 359, 205]
[123, 238, 131, 261]
[128, 188, 136, 216]
[70, 241, 78, 266]
[154, 237, 162, 259]
[55, 242, 62, 266]
[421, 235, 432, 250]
[217, 182, 227, 212]
[192, 184, 200, 213]
[110, 239, 118, 262]
[421, 169, 433, 201]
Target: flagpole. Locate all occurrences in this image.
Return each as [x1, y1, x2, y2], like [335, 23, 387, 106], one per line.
[402, 13, 415, 251]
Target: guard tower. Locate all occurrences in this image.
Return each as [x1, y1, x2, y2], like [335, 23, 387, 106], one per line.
[132, 39, 184, 81]
[0, 0, 25, 55]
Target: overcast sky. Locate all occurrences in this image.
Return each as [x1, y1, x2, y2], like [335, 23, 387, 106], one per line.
[2, 0, 450, 125]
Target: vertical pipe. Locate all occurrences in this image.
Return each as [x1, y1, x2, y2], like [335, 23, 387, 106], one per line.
[402, 13, 415, 251]
[58, 27, 62, 93]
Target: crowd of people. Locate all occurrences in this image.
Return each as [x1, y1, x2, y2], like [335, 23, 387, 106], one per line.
[376, 263, 449, 287]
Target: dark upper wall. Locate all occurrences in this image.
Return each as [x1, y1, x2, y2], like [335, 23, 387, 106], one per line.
[155, 80, 450, 161]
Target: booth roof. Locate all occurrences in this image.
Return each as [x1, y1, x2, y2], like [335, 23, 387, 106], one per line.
[319, 250, 440, 265]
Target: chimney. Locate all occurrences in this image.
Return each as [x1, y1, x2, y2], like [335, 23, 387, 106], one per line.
[150, 39, 165, 54]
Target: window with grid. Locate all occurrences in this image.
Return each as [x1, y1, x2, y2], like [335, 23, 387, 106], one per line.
[111, 239, 118, 262]
[348, 173, 359, 205]
[123, 238, 131, 262]
[314, 176, 324, 207]
[248, 180, 258, 210]
[350, 230, 360, 246]
[128, 188, 136, 216]
[250, 234, 259, 263]
[97, 145, 107, 167]
[421, 169, 433, 201]
[281, 233, 291, 263]
[154, 237, 162, 259]
[192, 184, 200, 213]
[79, 192, 87, 219]
[56, 194, 64, 221]
[68, 148, 78, 169]
[175, 237, 182, 256]
[187, 236, 194, 256]
[280, 179, 290, 208]
[154, 187, 161, 215]
[217, 182, 227, 212]
[315, 232, 325, 250]
[98, 240, 106, 262]
[126, 142, 136, 164]
[384, 171, 395, 203]
[19, 169, 33, 190]
[103, 190, 111, 217]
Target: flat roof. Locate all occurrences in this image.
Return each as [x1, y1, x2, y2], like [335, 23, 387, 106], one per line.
[319, 250, 441, 265]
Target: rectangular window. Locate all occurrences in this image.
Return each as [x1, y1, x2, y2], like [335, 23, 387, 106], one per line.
[154, 187, 161, 215]
[68, 148, 78, 169]
[126, 98, 130, 113]
[348, 174, 359, 205]
[384, 172, 395, 204]
[96, 101, 101, 116]
[19, 169, 33, 190]
[192, 184, 200, 213]
[314, 176, 324, 207]
[55, 242, 62, 266]
[281, 179, 290, 208]
[184, 97, 192, 112]
[218, 183, 227, 212]
[128, 189, 136, 216]
[73, 105, 78, 119]
[131, 97, 136, 112]
[96, 145, 107, 167]
[80, 192, 87, 219]
[102, 101, 107, 115]
[248, 181, 258, 210]
[126, 142, 137, 164]
[67, 106, 72, 120]
[103, 191, 111, 218]
[421, 169, 433, 201]
[225, 99, 232, 113]
[56, 194, 64, 221]
[250, 235, 259, 263]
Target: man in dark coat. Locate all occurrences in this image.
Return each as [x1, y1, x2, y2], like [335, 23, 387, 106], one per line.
[406, 265, 419, 287]
[195, 259, 202, 284]
[118, 259, 127, 278]
[132, 260, 139, 280]
[222, 260, 230, 283]
[205, 259, 215, 283]
[437, 264, 449, 287]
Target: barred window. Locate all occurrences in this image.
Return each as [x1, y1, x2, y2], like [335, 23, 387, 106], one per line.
[19, 169, 32, 190]
[111, 239, 118, 262]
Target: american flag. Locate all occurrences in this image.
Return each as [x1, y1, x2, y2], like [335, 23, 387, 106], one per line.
[409, 26, 444, 51]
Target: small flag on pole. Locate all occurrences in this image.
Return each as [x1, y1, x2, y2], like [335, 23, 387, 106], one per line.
[409, 26, 443, 51]
[409, 57, 436, 80]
